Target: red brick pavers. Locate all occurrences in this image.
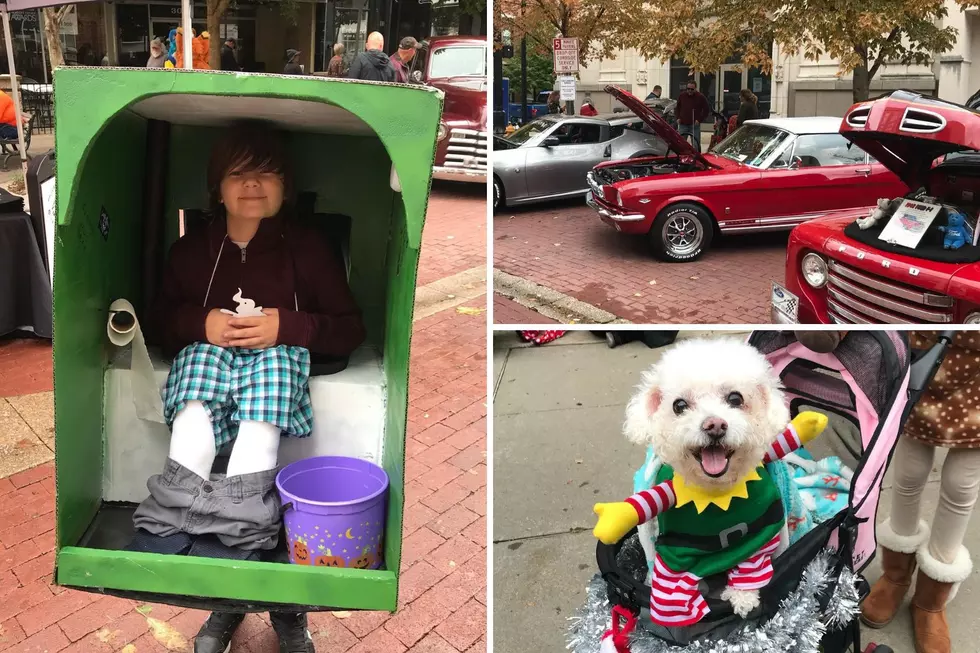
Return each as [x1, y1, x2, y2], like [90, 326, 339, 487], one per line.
[493, 200, 788, 324]
[0, 186, 488, 652]
[0, 337, 52, 399]
[492, 295, 557, 324]
[416, 181, 487, 287]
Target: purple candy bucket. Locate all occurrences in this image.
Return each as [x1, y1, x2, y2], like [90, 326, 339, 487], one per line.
[276, 456, 389, 570]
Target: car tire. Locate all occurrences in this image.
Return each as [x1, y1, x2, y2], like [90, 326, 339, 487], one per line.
[493, 176, 505, 212]
[649, 203, 714, 262]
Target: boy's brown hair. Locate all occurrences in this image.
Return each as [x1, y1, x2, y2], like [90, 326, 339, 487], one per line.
[207, 120, 294, 212]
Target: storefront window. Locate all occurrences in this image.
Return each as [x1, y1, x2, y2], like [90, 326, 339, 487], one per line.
[0, 5, 104, 82]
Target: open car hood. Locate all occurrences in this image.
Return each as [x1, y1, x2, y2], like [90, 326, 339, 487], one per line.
[605, 85, 712, 169]
[840, 90, 980, 189]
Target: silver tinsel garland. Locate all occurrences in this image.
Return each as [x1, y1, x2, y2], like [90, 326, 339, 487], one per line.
[567, 550, 861, 653]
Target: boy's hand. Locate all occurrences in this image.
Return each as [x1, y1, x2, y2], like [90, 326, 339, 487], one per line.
[226, 308, 280, 349]
[205, 308, 234, 347]
[593, 502, 639, 545]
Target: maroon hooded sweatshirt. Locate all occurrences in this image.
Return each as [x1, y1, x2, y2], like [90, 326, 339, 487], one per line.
[154, 214, 365, 360]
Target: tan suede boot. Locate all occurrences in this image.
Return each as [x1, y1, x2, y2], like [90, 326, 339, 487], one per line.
[910, 544, 973, 653]
[860, 518, 930, 628]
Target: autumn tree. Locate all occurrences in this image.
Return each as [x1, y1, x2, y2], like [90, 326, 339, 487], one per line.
[631, 0, 980, 102]
[206, 0, 232, 70]
[494, 0, 642, 65]
[41, 5, 73, 69]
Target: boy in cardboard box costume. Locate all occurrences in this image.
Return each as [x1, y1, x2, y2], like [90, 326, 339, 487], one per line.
[127, 121, 365, 653]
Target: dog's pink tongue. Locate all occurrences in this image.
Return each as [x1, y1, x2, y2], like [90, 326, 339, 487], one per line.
[700, 447, 728, 475]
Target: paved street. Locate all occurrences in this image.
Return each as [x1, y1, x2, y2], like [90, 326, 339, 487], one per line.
[492, 330, 980, 653]
[493, 199, 787, 324]
[0, 181, 487, 653]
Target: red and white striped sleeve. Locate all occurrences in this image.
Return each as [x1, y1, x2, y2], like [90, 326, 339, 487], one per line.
[762, 422, 806, 463]
[625, 480, 676, 524]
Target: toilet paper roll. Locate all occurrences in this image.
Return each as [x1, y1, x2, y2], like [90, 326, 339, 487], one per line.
[107, 299, 166, 423]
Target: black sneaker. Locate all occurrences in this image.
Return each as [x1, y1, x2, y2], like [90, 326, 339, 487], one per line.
[270, 611, 315, 653]
[194, 612, 245, 653]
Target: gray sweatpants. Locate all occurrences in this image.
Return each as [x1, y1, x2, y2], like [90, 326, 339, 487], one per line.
[133, 458, 282, 551]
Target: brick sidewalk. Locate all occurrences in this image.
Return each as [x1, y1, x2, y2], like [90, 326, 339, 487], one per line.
[0, 186, 488, 653]
[416, 182, 487, 287]
[493, 201, 787, 324]
[491, 295, 557, 325]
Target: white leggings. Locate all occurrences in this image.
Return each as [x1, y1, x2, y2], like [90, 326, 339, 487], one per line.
[890, 435, 980, 564]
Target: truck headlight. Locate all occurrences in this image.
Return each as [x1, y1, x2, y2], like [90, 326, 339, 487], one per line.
[964, 312, 980, 324]
[437, 123, 448, 141]
[802, 253, 828, 288]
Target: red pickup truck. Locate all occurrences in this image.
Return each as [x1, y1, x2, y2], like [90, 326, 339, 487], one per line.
[411, 35, 487, 183]
[776, 90, 980, 324]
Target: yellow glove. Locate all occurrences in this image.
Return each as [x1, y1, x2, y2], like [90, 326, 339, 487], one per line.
[593, 502, 639, 545]
[792, 410, 828, 445]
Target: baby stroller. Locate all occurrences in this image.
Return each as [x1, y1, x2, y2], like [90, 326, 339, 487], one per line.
[590, 330, 955, 653]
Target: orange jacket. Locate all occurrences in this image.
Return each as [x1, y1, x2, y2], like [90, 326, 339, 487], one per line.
[0, 91, 17, 127]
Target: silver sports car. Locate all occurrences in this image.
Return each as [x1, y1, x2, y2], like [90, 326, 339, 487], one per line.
[493, 113, 667, 210]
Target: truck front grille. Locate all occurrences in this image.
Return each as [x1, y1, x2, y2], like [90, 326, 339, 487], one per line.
[444, 129, 487, 172]
[825, 260, 954, 324]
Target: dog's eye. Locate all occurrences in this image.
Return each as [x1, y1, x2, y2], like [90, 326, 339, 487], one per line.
[672, 399, 689, 415]
[726, 391, 744, 407]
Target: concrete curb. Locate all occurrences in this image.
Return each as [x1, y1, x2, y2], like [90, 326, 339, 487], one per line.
[493, 269, 630, 324]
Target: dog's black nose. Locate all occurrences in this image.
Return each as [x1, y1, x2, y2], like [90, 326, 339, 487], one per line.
[702, 417, 728, 440]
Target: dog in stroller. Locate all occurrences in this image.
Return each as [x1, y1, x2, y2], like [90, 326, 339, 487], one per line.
[577, 331, 953, 653]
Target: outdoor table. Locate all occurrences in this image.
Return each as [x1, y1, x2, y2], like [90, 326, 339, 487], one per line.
[0, 206, 52, 338]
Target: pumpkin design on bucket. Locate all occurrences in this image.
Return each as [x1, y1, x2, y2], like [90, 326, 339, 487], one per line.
[292, 538, 311, 565]
[351, 546, 374, 569]
[314, 548, 346, 567]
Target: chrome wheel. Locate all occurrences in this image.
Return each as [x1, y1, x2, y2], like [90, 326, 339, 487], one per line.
[662, 212, 704, 257]
[493, 179, 502, 209]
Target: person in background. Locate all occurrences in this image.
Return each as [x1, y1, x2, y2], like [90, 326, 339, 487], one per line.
[347, 32, 395, 82]
[736, 88, 759, 127]
[580, 94, 598, 116]
[0, 90, 29, 142]
[389, 36, 418, 83]
[645, 84, 663, 101]
[221, 37, 239, 71]
[326, 43, 346, 77]
[547, 90, 562, 114]
[675, 79, 710, 152]
[283, 49, 304, 75]
[146, 38, 167, 68]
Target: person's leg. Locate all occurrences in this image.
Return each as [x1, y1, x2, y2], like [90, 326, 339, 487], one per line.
[270, 612, 315, 652]
[169, 400, 218, 480]
[226, 420, 280, 476]
[911, 447, 980, 653]
[692, 122, 702, 152]
[861, 435, 934, 628]
[193, 612, 245, 653]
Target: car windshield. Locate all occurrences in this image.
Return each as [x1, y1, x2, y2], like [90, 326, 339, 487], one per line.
[429, 46, 486, 78]
[712, 124, 793, 167]
[505, 118, 557, 146]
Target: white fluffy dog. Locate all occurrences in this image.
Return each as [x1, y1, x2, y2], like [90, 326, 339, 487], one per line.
[623, 337, 789, 491]
[594, 337, 826, 623]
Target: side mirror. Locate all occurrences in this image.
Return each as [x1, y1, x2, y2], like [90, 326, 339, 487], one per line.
[789, 156, 802, 170]
[603, 144, 612, 157]
[543, 136, 560, 147]
[411, 70, 423, 83]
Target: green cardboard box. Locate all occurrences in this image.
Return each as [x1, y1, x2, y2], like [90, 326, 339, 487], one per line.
[51, 68, 443, 611]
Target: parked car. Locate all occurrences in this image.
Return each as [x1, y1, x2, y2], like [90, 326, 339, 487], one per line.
[776, 89, 980, 324]
[493, 112, 667, 210]
[586, 85, 907, 261]
[410, 35, 487, 183]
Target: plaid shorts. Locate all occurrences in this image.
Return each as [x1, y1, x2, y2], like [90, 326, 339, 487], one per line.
[163, 343, 314, 447]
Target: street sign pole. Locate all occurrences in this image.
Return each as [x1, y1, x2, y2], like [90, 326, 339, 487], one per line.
[553, 37, 580, 115]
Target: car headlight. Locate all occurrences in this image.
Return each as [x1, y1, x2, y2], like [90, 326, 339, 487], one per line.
[801, 253, 828, 288]
[964, 311, 980, 324]
[437, 123, 448, 141]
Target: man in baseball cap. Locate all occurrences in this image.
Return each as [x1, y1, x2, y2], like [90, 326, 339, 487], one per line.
[389, 36, 419, 83]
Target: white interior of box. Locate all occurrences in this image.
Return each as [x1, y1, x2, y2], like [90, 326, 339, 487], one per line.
[127, 94, 377, 135]
[103, 346, 387, 503]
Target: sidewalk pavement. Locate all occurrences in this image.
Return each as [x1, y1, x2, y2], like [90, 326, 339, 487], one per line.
[0, 183, 487, 653]
[492, 331, 980, 653]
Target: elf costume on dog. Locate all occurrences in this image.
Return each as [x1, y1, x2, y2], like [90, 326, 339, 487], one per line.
[594, 411, 828, 627]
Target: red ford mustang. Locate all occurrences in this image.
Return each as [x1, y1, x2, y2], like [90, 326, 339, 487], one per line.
[586, 86, 908, 261]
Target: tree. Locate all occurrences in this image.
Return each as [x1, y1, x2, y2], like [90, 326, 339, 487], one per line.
[494, 0, 642, 65]
[630, 0, 980, 102]
[206, 0, 232, 70]
[41, 5, 73, 69]
[502, 51, 555, 99]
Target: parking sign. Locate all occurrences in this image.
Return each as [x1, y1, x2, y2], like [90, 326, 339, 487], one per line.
[553, 37, 580, 74]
